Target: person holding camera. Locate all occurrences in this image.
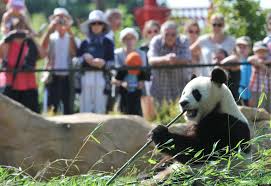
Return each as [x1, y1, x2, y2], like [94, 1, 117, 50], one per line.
[1, 0, 34, 36]
[41, 8, 77, 115]
[0, 0, 45, 113]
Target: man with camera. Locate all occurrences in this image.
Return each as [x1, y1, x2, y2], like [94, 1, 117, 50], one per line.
[41, 8, 77, 115]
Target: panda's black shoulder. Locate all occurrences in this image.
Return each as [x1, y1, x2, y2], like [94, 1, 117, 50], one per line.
[199, 111, 247, 128]
[198, 111, 250, 137]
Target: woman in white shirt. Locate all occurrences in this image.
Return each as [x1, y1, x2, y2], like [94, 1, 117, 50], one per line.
[190, 13, 235, 76]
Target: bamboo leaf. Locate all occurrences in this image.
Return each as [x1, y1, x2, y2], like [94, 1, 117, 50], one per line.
[225, 146, 229, 154]
[194, 149, 204, 158]
[227, 157, 231, 170]
[257, 92, 266, 108]
[148, 158, 157, 165]
[90, 135, 101, 144]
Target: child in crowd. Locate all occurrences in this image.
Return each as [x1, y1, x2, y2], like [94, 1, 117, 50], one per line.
[249, 41, 271, 111]
[237, 36, 252, 106]
[214, 48, 241, 101]
[213, 48, 228, 65]
[114, 27, 147, 115]
[221, 36, 252, 104]
[114, 52, 147, 115]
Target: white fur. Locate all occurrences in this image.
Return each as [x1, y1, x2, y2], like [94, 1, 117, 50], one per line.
[179, 76, 248, 124]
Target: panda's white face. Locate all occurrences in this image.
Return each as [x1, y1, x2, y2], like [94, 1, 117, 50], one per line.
[179, 68, 248, 124]
[179, 76, 223, 123]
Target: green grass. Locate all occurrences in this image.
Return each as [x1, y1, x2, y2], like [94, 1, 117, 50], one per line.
[1, 141, 271, 186]
[153, 99, 186, 124]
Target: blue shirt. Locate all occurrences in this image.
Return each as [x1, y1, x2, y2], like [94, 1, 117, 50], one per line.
[124, 74, 138, 93]
[239, 60, 251, 100]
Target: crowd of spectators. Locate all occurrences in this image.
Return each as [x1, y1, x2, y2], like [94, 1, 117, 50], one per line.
[1, 0, 271, 117]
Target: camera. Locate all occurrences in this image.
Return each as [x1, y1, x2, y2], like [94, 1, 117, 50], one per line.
[58, 18, 66, 25]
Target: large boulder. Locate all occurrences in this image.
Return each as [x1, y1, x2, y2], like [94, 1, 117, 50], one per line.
[0, 94, 153, 178]
[238, 106, 271, 122]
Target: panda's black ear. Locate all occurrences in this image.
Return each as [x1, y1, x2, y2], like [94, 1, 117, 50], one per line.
[211, 67, 227, 85]
[190, 74, 197, 81]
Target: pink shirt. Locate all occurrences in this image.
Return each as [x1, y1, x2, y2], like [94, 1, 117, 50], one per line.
[4, 41, 37, 90]
[0, 72, 5, 87]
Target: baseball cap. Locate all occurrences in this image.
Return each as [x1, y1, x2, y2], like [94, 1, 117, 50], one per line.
[236, 36, 251, 46]
[253, 41, 268, 52]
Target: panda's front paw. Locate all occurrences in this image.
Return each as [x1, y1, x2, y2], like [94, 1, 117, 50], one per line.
[150, 125, 170, 145]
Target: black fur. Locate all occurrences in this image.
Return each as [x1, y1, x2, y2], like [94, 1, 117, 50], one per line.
[192, 89, 202, 102]
[190, 74, 197, 80]
[151, 109, 250, 164]
[211, 68, 227, 86]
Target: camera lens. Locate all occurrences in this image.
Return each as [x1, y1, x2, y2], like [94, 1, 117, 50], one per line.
[58, 19, 65, 25]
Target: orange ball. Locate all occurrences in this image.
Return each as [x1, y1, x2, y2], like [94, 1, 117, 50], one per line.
[125, 52, 143, 75]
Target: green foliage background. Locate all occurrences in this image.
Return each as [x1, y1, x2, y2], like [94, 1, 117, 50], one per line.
[213, 0, 269, 42]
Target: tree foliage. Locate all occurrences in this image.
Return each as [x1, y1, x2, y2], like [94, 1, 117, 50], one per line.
[213, 0, 269, 42]
[25, 0, 92, 20]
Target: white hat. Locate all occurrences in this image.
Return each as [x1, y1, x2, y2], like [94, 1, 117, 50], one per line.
[80, 10, 109, 35]
[236, 36, 251, 46]
[53, 8, 70, 17]
[253, 41, 268, 52]
[119, 27, 139, 42]
[49, 8, 73, 25]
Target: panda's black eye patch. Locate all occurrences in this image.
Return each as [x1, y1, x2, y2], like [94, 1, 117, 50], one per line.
[192, 89, 201, 102]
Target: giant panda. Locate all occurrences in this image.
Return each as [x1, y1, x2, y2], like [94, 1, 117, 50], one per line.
[150, 67, 250, 166]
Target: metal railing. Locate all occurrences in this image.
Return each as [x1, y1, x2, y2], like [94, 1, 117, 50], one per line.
[0, 62, 270, 113]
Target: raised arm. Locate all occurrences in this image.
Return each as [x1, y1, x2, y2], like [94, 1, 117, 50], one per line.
[189, 38, 201, 55]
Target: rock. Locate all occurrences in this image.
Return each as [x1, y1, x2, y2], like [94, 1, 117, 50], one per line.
[0, 94, 153, 179]
[238, 106, 271, 151]
[239, 105, 271, 122]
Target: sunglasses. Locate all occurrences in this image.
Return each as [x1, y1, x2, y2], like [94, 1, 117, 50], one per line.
[212, 23, 223, 27]
[147, 29, 159, 34]
[188, 30, 199, 34]
[91, 22, 103, 26]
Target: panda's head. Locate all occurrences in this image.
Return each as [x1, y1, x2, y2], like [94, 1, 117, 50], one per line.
[179, 68, 235, 123]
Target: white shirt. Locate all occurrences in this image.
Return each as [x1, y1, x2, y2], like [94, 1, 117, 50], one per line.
[198, 34, 235, 76]
[49, 32, 70, 75]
